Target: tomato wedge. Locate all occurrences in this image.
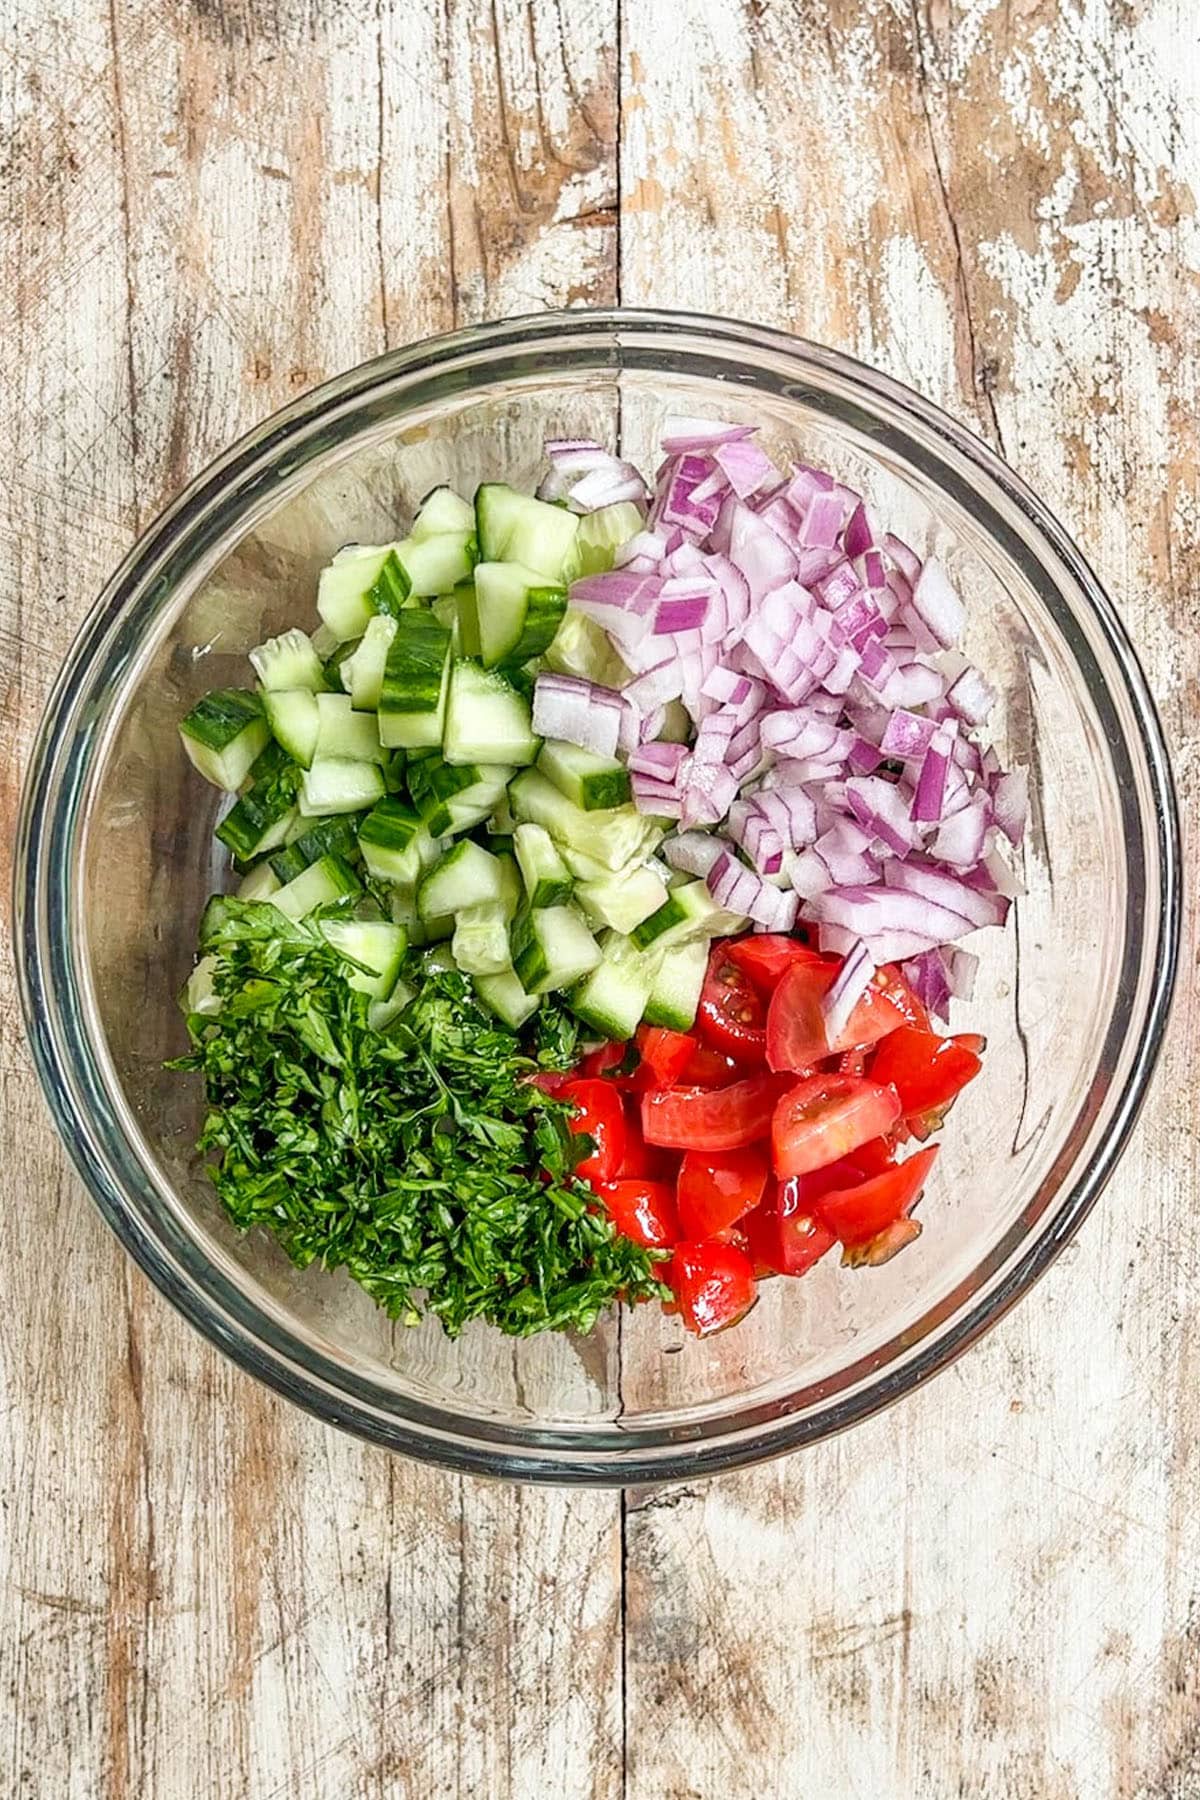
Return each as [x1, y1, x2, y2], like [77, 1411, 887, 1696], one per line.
[816, 1145, 939, 1246]
[724, 935, 828, 991]
[696, 946, 768, 1063]
[771, 1075, 901, 1178]
[868, 1027, 982, 1117]
[874, 965, 932, 1033]
[574, 1040, 628, 1081]
[743, 1179, 838, 1277]
[766, 959, 906, 1074]
[635, 1024, 696, 1088]
[667, 1240, 758, 1336]
[560, 1079, 629, 1183]
[642, 1072, 794, 1151]
[593, 1178, 680, 1249]
[676, 1144, 770, 1239]
[683, 1042, 743, 1087]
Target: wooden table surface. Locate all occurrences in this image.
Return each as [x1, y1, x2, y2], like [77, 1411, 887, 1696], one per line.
[3, 3, 1198, 1795]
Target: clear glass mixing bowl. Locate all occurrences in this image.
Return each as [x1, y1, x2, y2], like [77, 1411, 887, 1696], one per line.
[14, 310, 1180, 1483]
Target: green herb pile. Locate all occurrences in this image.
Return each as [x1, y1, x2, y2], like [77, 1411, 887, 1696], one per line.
[171, 901, 667, 1336]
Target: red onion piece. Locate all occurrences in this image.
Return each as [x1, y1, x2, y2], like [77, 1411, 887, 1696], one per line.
[822, 938, 876, 1042]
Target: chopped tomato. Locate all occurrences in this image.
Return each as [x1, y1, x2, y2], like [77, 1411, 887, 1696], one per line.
[593, 1177, 680, 1250]
[841, 1218, 923, 1267]
[766, 958, 906, 1074]
[676, 1144, 769, 1239]
[642, 1072, 794, 1152]
[696, 947, 768, 1064]
[683, 1042, 743, 1087]
[667, 1240, 758, 1336]
[955, 1032, 987, 1057]
[816, 1144, 939, 1246]
[574, 1041, 628, 1081]
[743, 1179, 837, 1277]
[724, 935, 829, 991]
[874, 965, 932, 1032]
[613, 1100, 678, 1180]
[868, 1027, 982, 1118]
[845, 1135, 896, 1178]
[835, 1047, 867, 1078]
[771, 1075, 901, 1178]
[560, 1079, 629, 1183]
[635, 1024, 695, 1088]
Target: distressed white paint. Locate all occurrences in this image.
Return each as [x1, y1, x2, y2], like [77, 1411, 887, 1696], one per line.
[3, 1, 1199, 1797]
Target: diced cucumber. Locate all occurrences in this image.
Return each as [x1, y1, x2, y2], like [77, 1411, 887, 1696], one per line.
[471, 561, 568, 667]
[452, 578, 481, 658]
[378, 612, 452, 749]
[631, 878, 747, 951]
[559, 844, 614, 883]
[250, 627, 325, 694]
[317, 544, 410, 640]
[263, 688, 319, 767]
[236, 862, 283, 901]
[215, 752, 299, 860]
[321, 636, 362, 695]
[543, 608, 630, 689]
[513, 823, 573, 909]
[179, 690, 269, 792]
[408, 758, 513, 837]
[510, 905, 600, 995]
[442, 660, 538, 767]
[314, 692, 387, 763]
[269, 814, 363, 882]
[576, 863, 670, 935]
[299, 757, 386, 816]
[368, 976, 416, 1035]
[474, 966, 540, 1030]
[417, 839, 507, 920]
[508, 770, 660, 872]
[318, 918, 408, 1000]
[272, 853, 362, 920]
[474, 482, 580, 580]
[642, 939, 708, 1031]
[396, 532, 475, 597]
[452, 902, 513, 977]
[570, 932, 656, 1040]
[180, 954, 221, 1018]
[569, 501, 646, 578]
[412, 486, 475, 541]
[345, 613, 397, 712]
[657, 699, 692, 744]
[537, 739, 631, 811]
[487, 793, 516, 836]
[357, 798, 427, 884]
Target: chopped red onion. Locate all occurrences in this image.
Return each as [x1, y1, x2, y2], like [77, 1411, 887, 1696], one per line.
[946, 666, 996, 726]
[909, 559, 965, 649]
[540, 420, 1024, 984]
[992, 768, 1028, 845]
[822, 938, 876, 1042]
[661, 417, 755, 453]
[629, 740, 689, 781]
[664, 831, 724, 876]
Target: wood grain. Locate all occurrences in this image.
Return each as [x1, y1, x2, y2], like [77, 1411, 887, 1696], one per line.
[2, 0, 1198, 1796]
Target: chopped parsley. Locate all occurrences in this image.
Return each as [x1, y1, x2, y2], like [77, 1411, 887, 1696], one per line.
[170, 900, 666, 1337]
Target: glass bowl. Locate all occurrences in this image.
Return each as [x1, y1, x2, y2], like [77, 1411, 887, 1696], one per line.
[14, 310, 1180, 1484]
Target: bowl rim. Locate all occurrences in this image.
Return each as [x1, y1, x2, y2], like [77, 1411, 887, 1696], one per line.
[14, 306, 1181, 1484]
